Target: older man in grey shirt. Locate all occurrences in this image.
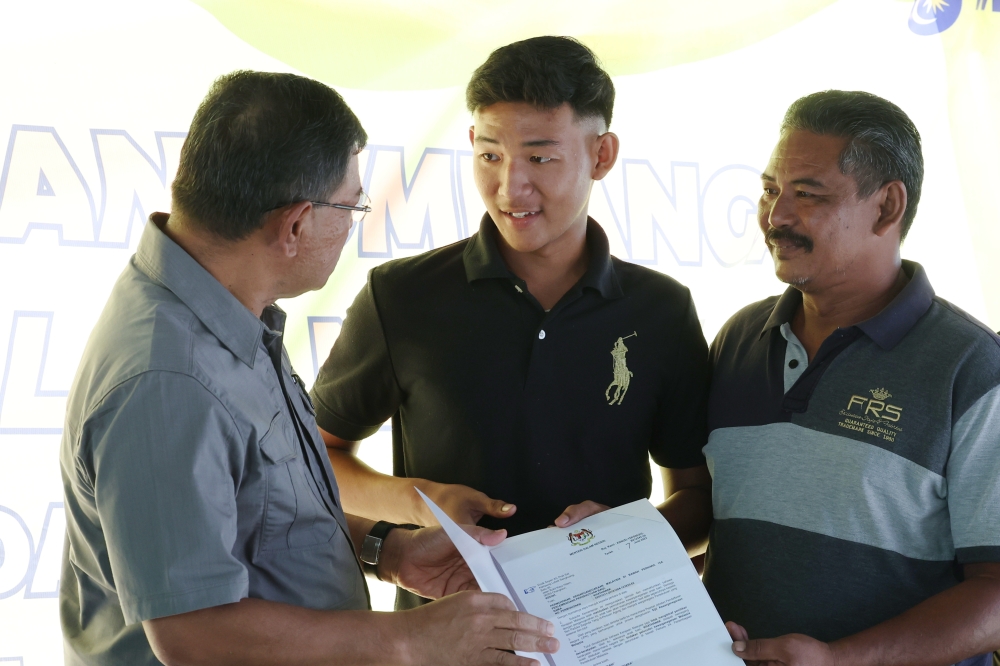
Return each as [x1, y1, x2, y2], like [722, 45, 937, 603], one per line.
[59, 71, 558, 666]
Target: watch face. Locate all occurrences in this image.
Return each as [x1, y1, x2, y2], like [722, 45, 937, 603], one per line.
[360, 534, 383, 565]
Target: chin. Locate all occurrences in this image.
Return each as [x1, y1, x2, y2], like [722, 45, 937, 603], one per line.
[494, 226, 545, 253]
[773, 264, 811, 289]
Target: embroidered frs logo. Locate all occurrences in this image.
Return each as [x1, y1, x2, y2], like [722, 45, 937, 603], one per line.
[847, 388, 903, 422]
[606, 332, 637, 405]
[568, 529, 594, 547]
[837, 387, 904, 443]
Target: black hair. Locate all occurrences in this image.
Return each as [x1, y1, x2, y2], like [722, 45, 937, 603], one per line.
[781, 90, 923, 239]
[171, 70, 368, 240]
[466, 36, 615, 128]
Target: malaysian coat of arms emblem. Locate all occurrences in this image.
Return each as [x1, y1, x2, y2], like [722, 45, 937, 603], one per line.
[606, 332, 637, 406]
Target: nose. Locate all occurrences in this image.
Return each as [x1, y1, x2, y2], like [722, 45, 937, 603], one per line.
[497, 157, 533, 201]
[759, 188, 796, 233]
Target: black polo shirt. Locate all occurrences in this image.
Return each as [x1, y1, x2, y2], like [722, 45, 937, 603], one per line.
[311, 213, 709, 535]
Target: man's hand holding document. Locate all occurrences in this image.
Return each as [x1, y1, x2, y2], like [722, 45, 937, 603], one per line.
[418, 489, 741, 666]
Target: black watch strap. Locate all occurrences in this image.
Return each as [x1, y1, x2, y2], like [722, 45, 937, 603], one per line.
[360, 521, 420, 581]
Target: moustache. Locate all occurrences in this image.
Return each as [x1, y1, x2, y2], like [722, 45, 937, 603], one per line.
[765, 227, 814, 253]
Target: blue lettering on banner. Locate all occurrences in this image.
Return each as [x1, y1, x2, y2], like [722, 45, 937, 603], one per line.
[357, 146, 465, 258]
[1, 126, 765, 434]
[35, 170, 54, 197]
[307, 316, 343, 379]
[0, 312, 67, 436]
[0, 502, 64, 600]
[0, 126, 186, 246]
[0, 658, 25, 665]
[909, 0, 963, 35]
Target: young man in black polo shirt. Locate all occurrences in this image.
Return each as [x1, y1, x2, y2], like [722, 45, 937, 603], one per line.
[311, 36, 713, 609]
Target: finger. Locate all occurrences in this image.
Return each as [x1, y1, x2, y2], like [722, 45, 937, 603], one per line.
[554, 501, 610, 527]
[733, 638, 779, 661]
[485, 651, 539, 666]
[490, 627, 560, 654]
[479, 495, 516, 519]
[489, 606, 556, 639]
[464, 524, 508, 547]
[725, 621, 749, 642]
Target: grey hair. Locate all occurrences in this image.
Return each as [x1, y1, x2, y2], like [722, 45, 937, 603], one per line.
[781, 90, 923, 240]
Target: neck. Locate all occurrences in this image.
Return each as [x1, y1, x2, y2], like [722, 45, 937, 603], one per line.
[793, 258, 908, 360]
[497, 217, 590, 311]
[160, 212, 276, 318]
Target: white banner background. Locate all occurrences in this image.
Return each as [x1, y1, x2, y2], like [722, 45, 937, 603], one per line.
[1, 0, 997, 661]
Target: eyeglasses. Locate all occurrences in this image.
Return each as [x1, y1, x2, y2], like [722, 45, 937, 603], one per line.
[310, 191, 372, 224]
[264, 191, 372, 224]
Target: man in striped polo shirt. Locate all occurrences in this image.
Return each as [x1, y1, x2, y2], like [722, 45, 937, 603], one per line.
[704, 91, 1000, 665]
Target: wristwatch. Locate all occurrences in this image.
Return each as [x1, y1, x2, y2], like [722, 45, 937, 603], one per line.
[360, 521, 419, 581]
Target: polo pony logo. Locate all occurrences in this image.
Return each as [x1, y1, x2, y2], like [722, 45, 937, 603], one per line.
[567, 528, 594, 547]
[606, 332, 637, 406]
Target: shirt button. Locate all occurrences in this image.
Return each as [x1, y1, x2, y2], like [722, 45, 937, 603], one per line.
[538, 330, 546, 340]
[788, 359, 799, 369]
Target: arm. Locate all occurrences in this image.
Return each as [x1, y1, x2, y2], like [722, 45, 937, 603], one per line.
[144, 593, 558, 666]
[322, 427, 516, 526]
[552, 465, 712, 558]
[728, 562, 1000, 666]
[144, 518, 560, 666]
[657, 465, 712, 556]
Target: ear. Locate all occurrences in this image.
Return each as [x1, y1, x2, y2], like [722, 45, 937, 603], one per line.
[266, 200, 313, 258]
[872, 180, 907, 239]
[592, 132, 620, 181]
[468, 125, 475, 146]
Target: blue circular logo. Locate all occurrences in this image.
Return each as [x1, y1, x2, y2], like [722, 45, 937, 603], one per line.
[909, 0, 963, 35]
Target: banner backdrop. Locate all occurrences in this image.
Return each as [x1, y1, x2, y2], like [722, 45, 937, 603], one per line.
[1, 0, 997, 660]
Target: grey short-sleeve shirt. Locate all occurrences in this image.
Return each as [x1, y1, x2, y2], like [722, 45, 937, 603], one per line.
[60, 214, 368, 666]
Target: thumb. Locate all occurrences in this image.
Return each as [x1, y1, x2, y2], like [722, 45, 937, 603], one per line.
[479, 495, 516, 519]
[725, 621, 749, 642]
[463, 524, 508, 547]
[732, 638, 779, 662]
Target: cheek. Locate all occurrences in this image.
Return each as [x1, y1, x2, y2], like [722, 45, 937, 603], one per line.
[757, 197, 771, 230]
[472, 163, 496, 197]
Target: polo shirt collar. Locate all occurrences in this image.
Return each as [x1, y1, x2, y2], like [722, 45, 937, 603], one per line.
[463, 213, 624, 299]
[135, 213, 266, 368]
[759, 260, 934, 351]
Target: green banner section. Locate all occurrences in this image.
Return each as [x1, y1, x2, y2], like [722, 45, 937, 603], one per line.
[194, 0, 836, 90]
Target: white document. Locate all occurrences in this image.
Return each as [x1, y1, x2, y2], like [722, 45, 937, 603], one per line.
[418, 489, 742, 666]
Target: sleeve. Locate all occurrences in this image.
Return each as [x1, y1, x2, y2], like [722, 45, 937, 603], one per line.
[310, 271, 403, 441]
[947, 382, 1000, 564]
[83, 371, 248, 624]
[648, 288, 711, 469]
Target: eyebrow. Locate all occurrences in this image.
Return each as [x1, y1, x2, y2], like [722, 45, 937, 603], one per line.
[473, 136, 560, 148]
[759, 174, 827, 188]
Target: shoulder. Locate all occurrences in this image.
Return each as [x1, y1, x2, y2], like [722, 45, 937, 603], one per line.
[922, 297, 1000, 357]
[368, 238, 472, 292]
[611, 257, 693, 302]
[68, 262, 206, 420]
[712, 296, 781, 349]
[916, 298, 1000, 419]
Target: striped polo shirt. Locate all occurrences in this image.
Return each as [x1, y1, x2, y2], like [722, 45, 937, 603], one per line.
[702, 261, 1000, 664]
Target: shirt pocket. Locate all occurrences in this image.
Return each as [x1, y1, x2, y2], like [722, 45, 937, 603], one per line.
[258, 411, 341, 553]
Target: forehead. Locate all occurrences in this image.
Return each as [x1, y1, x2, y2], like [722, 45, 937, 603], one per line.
[332, 153, 362, 192]
[766, 130, 847, 178]
[473, 101, 598, 141]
